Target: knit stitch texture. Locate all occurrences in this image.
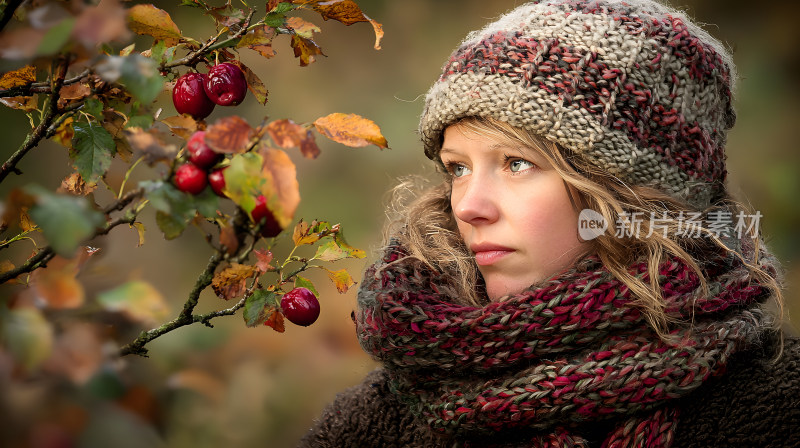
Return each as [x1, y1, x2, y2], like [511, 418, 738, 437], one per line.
[419, 0, 737, 209]
[351, 234, 778, 447]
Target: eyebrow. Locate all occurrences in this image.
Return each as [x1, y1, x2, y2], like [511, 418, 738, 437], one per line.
[440, 143, 517, 155]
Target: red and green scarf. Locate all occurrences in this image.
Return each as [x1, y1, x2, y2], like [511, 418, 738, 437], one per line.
[355, 237, 778, 447]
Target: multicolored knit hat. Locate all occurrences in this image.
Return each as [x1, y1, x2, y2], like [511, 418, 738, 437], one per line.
[419, 0, 737, 209]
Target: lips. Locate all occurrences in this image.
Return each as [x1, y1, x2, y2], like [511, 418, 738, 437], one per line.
[470, 243, 514, 266]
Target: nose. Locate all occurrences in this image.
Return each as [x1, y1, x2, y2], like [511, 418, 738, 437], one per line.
[451, 174, 500, 225]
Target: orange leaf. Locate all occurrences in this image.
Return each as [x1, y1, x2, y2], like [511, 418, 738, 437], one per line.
[290, 35, 325, 67]
[29, 247, 99, 309]
[263, 308, 285, 333]
[313, 112, 388, 149]
[124, 127, 178, 165]
[0, 95, 38, 111]
[0, 260, 16, 284]
[237, 25, 276, 59]
[205, 116, 254, 154]
[161, 115, 199, 140]
[211, 263, 259, 300]
[299, 0, 383, 49]
[126, 4, 181, 45]
[0, 65, 36, 89]
[266, 119, 320, 158]
[58, 172, 97, 196]
[259, 147, 300, 229]
[253, 249, 274, 272]
[73, 0, 131, 47]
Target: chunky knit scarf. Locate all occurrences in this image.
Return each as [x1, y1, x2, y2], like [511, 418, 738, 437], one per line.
[355, 237, 778, 447]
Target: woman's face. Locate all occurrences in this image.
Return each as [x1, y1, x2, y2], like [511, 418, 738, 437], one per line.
[441, 124, 587, 301]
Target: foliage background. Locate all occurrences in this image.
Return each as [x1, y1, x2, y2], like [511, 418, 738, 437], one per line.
[0, 0, 797, 446]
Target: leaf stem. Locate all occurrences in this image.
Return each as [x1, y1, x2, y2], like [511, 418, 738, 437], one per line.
[0, 57, 70, 184]
[163, 9, 256, 70]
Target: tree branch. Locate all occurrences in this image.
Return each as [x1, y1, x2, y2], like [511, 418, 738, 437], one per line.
[0, 69, 90, 98]
[0, 0, 24, 34]
[162, 9, 256, 69]
[0, 58, 70, 184]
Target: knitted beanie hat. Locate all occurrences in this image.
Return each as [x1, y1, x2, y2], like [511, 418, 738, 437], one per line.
[419, 0, 737, 209]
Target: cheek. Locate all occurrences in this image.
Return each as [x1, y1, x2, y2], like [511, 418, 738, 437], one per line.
[518, 185, 581, 248]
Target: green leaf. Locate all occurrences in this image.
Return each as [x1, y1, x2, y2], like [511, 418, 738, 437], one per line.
[96, 280, 169, 324]
[71, 122, 114, 185]
[223, 152, 265, 215]
[334, 230, 365, 258]
[155, 210, 186, 240]
[0, 307, 54, 371]
[82, 98, 104, 121]
[25, 185, 105, 257]
[274, 2, 294, 13]
[117, 55, 164, 104]
[143, 180, 198, 239]
[125, 115, 154, 129]
[193, 187, 220, 219]
[36, 18, 75, 56]
[294, 276, 318, 297]
[243, 289, 277, 327]
[150, 40, 167, 63]
[264, 11, 287, 28]
[323, 268, 355, 293]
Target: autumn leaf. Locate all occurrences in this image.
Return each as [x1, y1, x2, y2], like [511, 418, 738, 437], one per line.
[290, 35, 325, 66]
[223, 152, 265, 214]
[161, 115, 198, 140]
[266, 119, 320, 158]
[131, 222, 146, 247]
[29, 247, 99, 309]
[127, 4, 182, 46]
[297, 0, 383, 49]
[97, 280, 170, 325]
[259, 147, 300, 229]
[52, 117, 74, 147]
[58, 83, 91, 109]
[58, 172, 97, 196]
[313, 112, 388, 149]
[323, 267, 355, 293]
[0, 261, 16, 284]
[243, 289, 277, 327]
[0, 95, 38, 111]
[237, 25, 276, 59]
[205, 116, 254, 154]
[73, 0, 131, 48]
[263, 308, 285, 332]
[292, 219, 334, 246]
[229, 61, 268, 106]
[211, 263, 259, 300]
[286, 17, 320, 39]
[0, 65, 36, 90]
[313, 236, 364, 262]
[253, 249, 274, 272]
[124, 127, 178, 165]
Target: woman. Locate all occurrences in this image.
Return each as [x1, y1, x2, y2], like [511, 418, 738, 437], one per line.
[300, 0, 799, 446]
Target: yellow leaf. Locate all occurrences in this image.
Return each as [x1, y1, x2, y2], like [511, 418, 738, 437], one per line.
[0, 65, 35, 89]
[0, 95, 38, 111]
[97, 280, 169, 324]
[126, 4, 182, 45]
[237, 25, 276, 59]
[131, 222, 145, 247]
[323, 268, 355, 293]
[290, 35, 324, 67]
[161, 114, 198, 140]
[286, 17, 320, 39]
[52, 116, 74, 148]
[313, 112, 388, 149]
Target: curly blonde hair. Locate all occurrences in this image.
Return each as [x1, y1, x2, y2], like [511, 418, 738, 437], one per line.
[385, 116, 783, 339]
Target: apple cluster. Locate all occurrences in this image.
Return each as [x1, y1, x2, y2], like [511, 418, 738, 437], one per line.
[173, 131, 283, 238]
[172, 63, 248, 120]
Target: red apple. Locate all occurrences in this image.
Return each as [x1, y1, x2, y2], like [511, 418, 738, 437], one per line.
[250, 195, 283, 238]
[174, 163, 207, 195]
[173, 72, 215, 120]
[186, 131, 222, 168]
[281, 287, 320, 326]
[204, 63, 248, 106]
[208, 167, 227, 197]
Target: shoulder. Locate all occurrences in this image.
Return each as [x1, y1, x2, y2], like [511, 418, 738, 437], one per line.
[297, 368, 445, 448]
[673, 335, 800, 448]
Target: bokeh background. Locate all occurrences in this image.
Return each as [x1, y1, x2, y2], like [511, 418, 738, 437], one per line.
[1, 0, 798, 446]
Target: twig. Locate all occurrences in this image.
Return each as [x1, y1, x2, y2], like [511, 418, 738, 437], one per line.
[0, 69, 90, 98]
[0, 248, 55, 285]
[0, 57, 70, 184]
[0, 0, 24, 34]
[163, 9, 256, 69]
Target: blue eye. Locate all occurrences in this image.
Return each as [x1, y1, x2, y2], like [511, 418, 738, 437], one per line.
[509, 158, 535, 173]
[447, 163, 471, 178]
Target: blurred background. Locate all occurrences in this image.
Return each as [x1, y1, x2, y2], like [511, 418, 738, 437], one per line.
[0, 0, 798, 446]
